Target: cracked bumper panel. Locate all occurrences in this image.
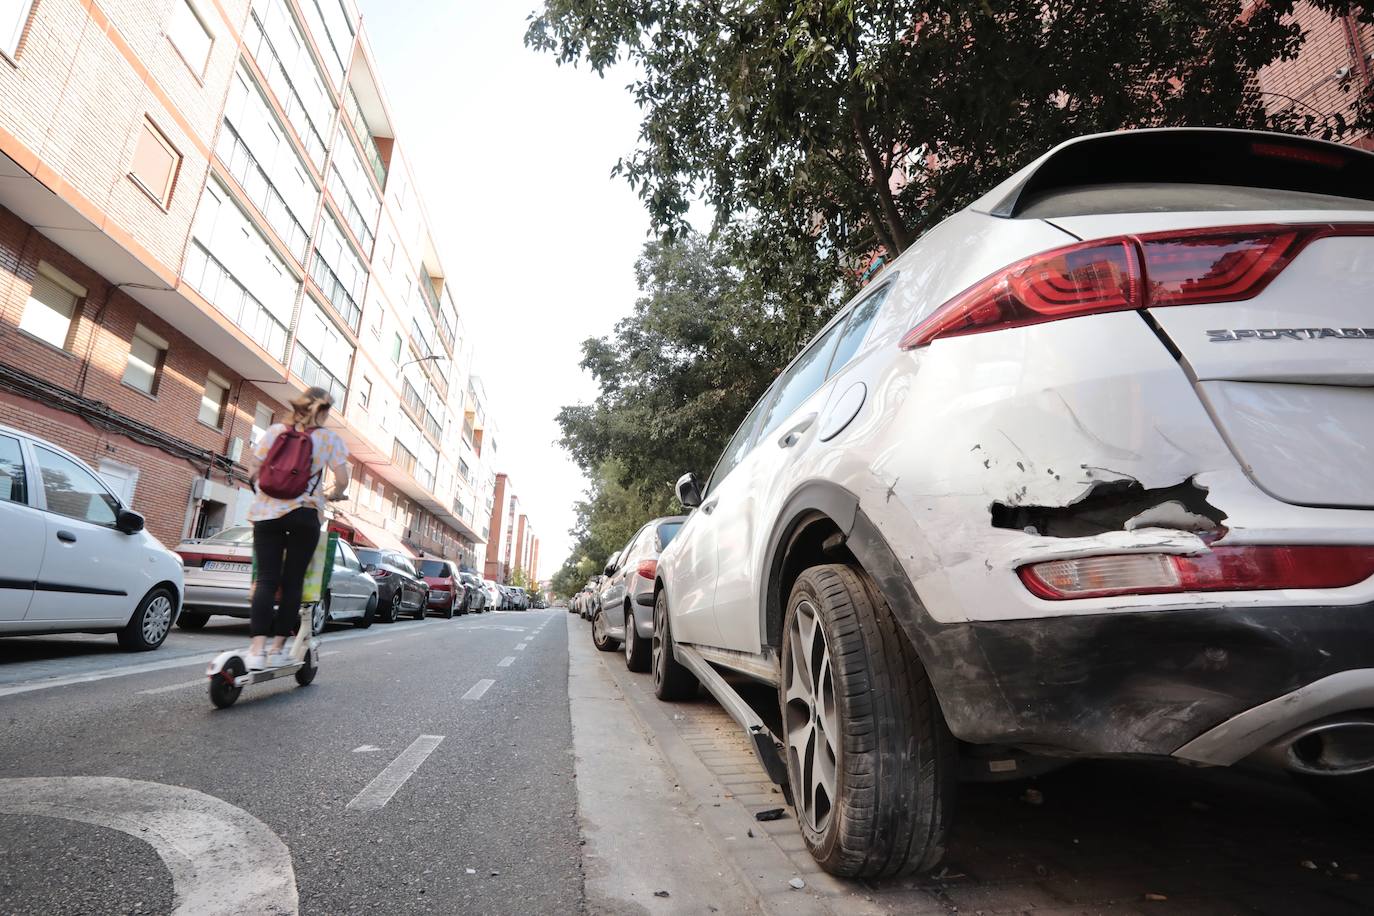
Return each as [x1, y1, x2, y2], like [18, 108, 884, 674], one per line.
[854, 311, 1374, 625]
[918, 603, 1374, 757]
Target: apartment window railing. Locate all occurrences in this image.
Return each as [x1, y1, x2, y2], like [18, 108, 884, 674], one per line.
[244, 11, 328, 170]
[401, 380, 424, 416]
[289, 343, 347, 406]
[309, 251, 362, 332]
[458, 458, 471, 482]
[417, 465, 435, 491]
[391, 440, 416, 475]
[327, 165, 377, 253]
[454, 498, 467, 520]
[409, 319, 434, 361]
[183, 240, 289, 360]
[344, 86, 387, 187]
[216, 120, 310, 262]
[424, 412, 442, 442]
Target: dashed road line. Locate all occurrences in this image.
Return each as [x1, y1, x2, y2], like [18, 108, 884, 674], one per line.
[346, 735, 446, 811]
[515, 644, 527, 651]
[497, 657, 515, 667]
[138, 678, 208, 695]
[462, 679, 495, 700]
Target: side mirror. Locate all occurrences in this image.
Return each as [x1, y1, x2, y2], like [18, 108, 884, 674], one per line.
[603, 563, 615, 576]
[675, 472, 703, 509]
[116, 509, 145, 534]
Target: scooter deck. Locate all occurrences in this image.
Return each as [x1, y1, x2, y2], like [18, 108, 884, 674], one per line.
[231, 659, 307, 687]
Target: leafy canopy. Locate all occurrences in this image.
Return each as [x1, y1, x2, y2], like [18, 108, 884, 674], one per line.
[528, 0, 1372, 265]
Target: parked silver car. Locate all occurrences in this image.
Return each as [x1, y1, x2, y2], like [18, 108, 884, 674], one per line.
[177, 527, 379, 633]
[592, 516, 685, 670]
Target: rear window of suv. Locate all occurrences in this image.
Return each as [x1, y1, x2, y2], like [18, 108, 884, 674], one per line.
[657, 521, 683, 547]
[418, 560, 448, 577]
[355, 548, 381, 567]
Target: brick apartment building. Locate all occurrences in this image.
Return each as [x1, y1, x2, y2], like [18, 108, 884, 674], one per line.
[1252, 4, 1373, 150]
[0, 0, 498, 568]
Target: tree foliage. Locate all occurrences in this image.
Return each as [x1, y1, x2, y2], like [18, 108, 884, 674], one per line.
[528, 0, 1372, 265]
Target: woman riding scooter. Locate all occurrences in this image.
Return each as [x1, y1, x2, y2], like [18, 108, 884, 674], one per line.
[244, 387, 350, 670]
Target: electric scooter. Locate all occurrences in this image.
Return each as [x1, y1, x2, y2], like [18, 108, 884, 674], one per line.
[206, 528, 338, 709]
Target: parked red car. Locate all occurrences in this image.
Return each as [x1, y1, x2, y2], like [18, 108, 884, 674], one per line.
[418, 558, 465, 618]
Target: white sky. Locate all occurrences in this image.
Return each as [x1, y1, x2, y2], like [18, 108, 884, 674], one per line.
[357, 1, 652, 580]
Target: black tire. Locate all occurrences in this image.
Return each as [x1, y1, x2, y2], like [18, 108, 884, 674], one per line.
[355, 595, 376, 629]
[383, 590, 401, 623]
[442, 594, 456, 619]
[624, 608, 650, 672]
[295, 649, 318, 686]
[651, 590, 698, 700]
[780, 564, 956, 878]
[592, 610, 619, 652]
[177, 611, 209, 630]
[118, 587, 177, 651]
[209, 657, 244, 708]
[413, 593, 427, 620]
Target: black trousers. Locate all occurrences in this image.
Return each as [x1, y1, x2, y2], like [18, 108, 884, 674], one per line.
[250, 506, 321, 638]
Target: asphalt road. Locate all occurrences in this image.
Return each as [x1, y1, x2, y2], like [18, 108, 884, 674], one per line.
[0, 609, 584, 916]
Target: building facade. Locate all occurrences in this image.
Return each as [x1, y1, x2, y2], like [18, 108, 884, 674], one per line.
[0, 0, 497, 566]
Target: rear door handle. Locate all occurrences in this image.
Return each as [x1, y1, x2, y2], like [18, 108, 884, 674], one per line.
[778, 413, 818, 448]
[56, 530, 77, 544]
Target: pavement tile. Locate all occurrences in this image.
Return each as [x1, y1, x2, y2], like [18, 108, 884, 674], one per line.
[942, 881, 1068, 913]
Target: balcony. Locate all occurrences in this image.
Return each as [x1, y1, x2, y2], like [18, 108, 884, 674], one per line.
[344, 87, 387, 187]
[309, 251, 362, 333]
[327, 169, 377, 254]
[183, 240, 289, 361]
[401, 379, 424, 417]
[453, 497, 467, 520]
[418, 269, 441, 316]
[423, 411, 442, 443]
[409, 319, 434, 361]
[391, 440, 417, 475]
[290, 342, 347, 405]
[216, 120, 310, 262]
[244, 10, 328, 170]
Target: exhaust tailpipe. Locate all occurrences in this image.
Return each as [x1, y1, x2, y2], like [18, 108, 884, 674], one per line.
[1266, 716, 1374, 777]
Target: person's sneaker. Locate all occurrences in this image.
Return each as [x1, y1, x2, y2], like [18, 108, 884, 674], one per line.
[269, 648, 296, 668]
[244, 652, 267, 671]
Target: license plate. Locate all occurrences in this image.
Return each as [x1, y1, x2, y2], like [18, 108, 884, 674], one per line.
[203, 561, 251, 574]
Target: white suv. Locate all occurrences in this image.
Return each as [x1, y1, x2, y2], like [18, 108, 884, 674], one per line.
[0, 422, 184, 650]
[650, 128, 1374, 878]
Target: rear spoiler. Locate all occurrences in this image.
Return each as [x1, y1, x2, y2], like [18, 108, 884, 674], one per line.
[974, 128, 1374, 218]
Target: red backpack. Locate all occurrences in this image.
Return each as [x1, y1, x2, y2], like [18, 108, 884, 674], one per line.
[257, 427, 318, 499]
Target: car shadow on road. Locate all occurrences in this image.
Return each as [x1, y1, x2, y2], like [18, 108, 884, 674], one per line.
[719, 674, 1374, 912]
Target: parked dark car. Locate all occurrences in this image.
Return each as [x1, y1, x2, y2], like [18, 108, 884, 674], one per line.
[418, 558, 465, 618]
[354, 548, 428, 622]
[460, 572, 487, 613]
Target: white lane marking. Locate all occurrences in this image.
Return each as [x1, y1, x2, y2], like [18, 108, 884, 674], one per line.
[346, 735, 445, 811]
[0, 621, 433, 698]
[462, 679, 495, 700]
[138, 678, 208, 695]
[515, 644, 527, 651]
[365, 638, 393, 646]
[353, 745, 381, 753]
[0, 776, 297, 915]
[497, 657, 515, 667]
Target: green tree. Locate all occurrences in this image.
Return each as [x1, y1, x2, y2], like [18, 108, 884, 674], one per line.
[528, 0, 1370, 268]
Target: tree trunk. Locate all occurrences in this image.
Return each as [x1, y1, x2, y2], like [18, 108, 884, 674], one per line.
[852, 108, 911, 253]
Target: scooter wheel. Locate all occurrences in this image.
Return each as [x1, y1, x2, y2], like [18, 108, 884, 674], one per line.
[295, 650, 318, 686]
[210, 657, 245, 708]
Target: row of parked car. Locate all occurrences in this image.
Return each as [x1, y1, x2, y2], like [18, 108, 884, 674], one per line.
[564, 130, 1374, 880]
[0, 415, 533, 649]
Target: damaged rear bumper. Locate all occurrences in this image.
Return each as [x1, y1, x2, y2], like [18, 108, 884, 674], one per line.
[846, 508, 1374, 761]
[921, 603, 1374, 759]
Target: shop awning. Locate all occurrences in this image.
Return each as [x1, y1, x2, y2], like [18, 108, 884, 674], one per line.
[338, 513, 416, 558]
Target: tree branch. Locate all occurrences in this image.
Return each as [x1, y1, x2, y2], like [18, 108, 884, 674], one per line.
[852, 106, 911, 252]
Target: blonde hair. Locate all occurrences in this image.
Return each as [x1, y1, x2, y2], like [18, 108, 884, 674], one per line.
[289, 386, 333, 430]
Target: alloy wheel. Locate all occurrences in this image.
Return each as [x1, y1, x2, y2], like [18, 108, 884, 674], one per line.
[593, 611, 606, 643]
[624, 616, 634, 662]
[143, 595, 173, 645]
[651, 603, 664, 690]
[784, 598, 839, 835]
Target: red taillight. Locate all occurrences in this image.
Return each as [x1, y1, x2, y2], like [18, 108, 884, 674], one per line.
[1018, 546, 1374, 600]
[371, 568, 389, 577]
[177, 552, 202, 567]
[637, 559, 657, 580]
[1140, 228, 1304, 306]
[899, 240, 1140, 349]
[177, 551, 246, 568]
[900, 223, 1374, 349]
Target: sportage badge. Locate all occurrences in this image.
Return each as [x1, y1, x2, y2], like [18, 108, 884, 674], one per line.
[1207, 328, 1374, 342]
